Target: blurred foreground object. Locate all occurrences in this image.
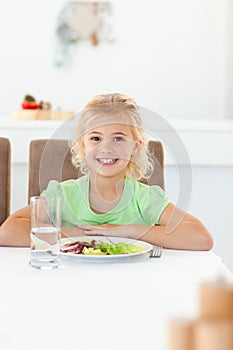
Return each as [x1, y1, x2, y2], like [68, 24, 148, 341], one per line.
[199, 281, 233, 320]
[194, 320, 232, 350]
[168, 319, 195, 350]
[168, 279, 233, 350]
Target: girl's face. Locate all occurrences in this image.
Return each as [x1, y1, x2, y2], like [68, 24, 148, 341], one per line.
[82, 121, 139, 178]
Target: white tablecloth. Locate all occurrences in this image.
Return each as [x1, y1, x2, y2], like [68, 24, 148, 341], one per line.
[0, 248, 232, 350]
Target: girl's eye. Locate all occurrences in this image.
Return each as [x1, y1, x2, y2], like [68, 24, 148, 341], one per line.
[90, 136, 101, 142]
[113, 136, 124, 142]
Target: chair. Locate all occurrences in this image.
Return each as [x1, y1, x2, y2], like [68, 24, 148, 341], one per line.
[0, 137, 11, 225]
[28, 139, 164, 202]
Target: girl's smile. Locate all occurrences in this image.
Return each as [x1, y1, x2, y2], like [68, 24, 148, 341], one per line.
[97, 158, 118, 165]
[82, 122, 139, 177]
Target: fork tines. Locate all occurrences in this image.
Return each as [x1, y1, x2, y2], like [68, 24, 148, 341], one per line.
[149, 245, 162, 258]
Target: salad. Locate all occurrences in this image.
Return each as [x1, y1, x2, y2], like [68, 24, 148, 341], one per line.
[60, 239, 144, 256]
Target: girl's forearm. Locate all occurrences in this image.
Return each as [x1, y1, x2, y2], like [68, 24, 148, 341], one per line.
[61, 226, 85, 238]
[0, 217, 31, 247]
[138, 222, 213, 251]
[0, 219, 85, 247]
[0, 218, 213, 251]
[79, 220, 213, 251]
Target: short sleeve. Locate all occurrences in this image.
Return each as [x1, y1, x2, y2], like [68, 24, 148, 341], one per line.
[41, 180, 63, 200]
[41, 178, 86, 227]
[139, 185, 171, 225]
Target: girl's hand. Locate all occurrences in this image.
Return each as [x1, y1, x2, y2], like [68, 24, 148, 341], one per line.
[78, 224, 151, 240]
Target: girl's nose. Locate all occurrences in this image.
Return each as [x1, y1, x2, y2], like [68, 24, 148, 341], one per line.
[98, 140, 115, 153]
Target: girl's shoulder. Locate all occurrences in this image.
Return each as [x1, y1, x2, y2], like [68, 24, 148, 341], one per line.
[42, 175, 88, 195]
[125, 177, 169, 209]
[59, 175, 89, 199]
[125, 177, 165, 196]
[125, 178, 170, 225]
[60, 174, 88, 188]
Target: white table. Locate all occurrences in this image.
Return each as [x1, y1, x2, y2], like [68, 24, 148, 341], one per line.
[0, 248, 232, 350]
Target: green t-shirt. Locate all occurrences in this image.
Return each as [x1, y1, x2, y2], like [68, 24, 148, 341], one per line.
[41, 175, 170, 227]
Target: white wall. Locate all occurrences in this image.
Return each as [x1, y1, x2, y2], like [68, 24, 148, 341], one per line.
[0, 0, 232, 119]
[165, 166, 233, 273]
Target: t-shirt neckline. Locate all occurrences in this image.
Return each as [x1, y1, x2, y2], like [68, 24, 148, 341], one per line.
[80, 174, 133, 217]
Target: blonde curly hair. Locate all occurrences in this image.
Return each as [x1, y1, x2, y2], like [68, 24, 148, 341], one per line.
[70, 93, 154, 180]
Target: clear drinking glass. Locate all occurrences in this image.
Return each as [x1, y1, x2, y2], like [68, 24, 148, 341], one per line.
[30, 196, 61, 269]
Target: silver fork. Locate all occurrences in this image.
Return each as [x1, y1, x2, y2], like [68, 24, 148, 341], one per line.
[149, 245, 162, 258]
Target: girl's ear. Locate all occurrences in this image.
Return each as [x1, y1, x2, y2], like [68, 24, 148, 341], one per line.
[132, 141, 141, 156]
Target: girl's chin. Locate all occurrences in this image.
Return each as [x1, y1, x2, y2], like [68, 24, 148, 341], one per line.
[96, 160, 119, 171]
[88, 160, 129, 176]
[96, 166, 127, 178]
[96, 169, 120, 176]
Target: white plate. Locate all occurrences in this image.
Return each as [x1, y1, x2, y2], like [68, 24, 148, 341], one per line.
[60, 236, 152, 260]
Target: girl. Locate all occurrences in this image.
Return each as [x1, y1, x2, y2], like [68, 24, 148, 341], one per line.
[0, 93, 213, 250]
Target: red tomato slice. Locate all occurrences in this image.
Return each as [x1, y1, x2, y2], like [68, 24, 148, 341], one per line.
[22, 101, 40, 109]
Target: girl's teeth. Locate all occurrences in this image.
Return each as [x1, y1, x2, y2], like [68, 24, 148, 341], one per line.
[98, 158, 117, 164]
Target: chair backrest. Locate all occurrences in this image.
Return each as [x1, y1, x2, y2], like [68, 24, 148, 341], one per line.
[0, 137, 11, 225]
[28, 139, 164, 202]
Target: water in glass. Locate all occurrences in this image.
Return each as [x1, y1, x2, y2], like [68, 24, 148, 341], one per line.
[30, 227, 60, 269]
